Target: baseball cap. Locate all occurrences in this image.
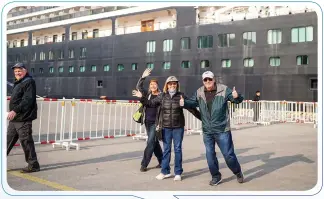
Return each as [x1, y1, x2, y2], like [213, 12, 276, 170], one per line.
[202, 71, 214, 80]
[11, 62, 26, 70]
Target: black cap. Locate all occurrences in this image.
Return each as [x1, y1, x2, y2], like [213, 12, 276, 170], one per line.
[12, 63, 26, 70]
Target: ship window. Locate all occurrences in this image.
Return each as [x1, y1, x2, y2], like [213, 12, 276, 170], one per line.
[80, 47, 86, 58]
[163, 62, 171, 70]
[49, 67, 54, 73]
[68, 49, 74, 58]
[243, 32, 256, 45]
[103, 65, 110, 72]
[80, 66, 85, 72]
[291, 26, 313, 43]
[146, 41, 156, 53]
[297, 55, 308, 65]
[200, 60, 210, 68]
[91, 65, 97, 72]
[58, 50, 64, 59]
[117, 64, 124, 71]
[310, 78, 317, 90]
[218, 33, 235, 47]
[23, 54, 27, 62]
[39, 68, 44, 74]
[44, 36, 48, 43]
[180, 37, 190, 49]
[58, 66, 64, 73]
[222, 59, 231, 68]
[31, 68, 35, 73]
[131, 63, 138, 71]
[69, 66, 74, 73]
[181, 61, 191, 68]
[268, 29, 282, 44]
[163, 39, 173, 52]
[82, 31, 88, 39]
[198, 35, 213, 48]
[62, 33, 65, 41]
[243, 58, 254, 67]
[36, 37, 40, 45]
[97, 80, 103, 88]
[13, 40, 17, 47]
[20, 39, 25, 47]
[72, 32, 77, 40]
[269, 57, 280, 66]
[40, 51, 45, 60]
[53, 35, 58, 43]
[31, 52, 36, 61]
[147, 63, 154, 69]
[15, 54, 20, 62]
[49, 51, 54, 60]
[93, 29, 99, 38]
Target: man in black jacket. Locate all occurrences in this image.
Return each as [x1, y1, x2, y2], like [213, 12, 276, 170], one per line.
[7, 63, 40, 173]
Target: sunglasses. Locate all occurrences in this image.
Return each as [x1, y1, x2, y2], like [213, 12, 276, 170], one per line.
[168, 82, 177, 86]
[203, 78, 213, 82]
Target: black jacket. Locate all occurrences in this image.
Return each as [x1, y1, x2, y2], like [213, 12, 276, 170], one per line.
[253, 95, 261, 101]
[140, 92, 201, 128]
[9, 74, 37, 122]
[136, 77, 161, 124]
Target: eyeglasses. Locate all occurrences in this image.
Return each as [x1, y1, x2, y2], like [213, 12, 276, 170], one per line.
[203, 78, 213, 82]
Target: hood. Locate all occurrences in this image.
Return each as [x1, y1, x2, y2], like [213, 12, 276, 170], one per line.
[163, 76, 180, 93]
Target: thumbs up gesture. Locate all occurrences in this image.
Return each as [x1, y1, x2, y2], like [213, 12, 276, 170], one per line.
[180, 95, 184, 107]
[232, 87, 238, 99]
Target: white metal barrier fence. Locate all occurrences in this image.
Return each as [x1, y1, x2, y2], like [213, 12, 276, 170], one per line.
[6, 98, 318, 150]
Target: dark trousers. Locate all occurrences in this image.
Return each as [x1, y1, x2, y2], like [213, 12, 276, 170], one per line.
[7, 121, 39, 166]
[253, 102, 260, 122]
[141, 121, 163, 167]
[203, 131, 241, 179]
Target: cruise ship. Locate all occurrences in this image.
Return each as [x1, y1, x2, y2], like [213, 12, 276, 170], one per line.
[6, 5, 318, 101]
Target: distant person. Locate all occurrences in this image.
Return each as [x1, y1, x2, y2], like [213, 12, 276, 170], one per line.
[136, 68, 163, 172]
[133, 76, 201, 181]
[7, 63, 40, 173]
[180, 71, 244, 186]
[253, 91, 261, 122]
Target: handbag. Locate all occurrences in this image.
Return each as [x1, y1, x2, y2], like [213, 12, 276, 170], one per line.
[132, 103, 144, 123]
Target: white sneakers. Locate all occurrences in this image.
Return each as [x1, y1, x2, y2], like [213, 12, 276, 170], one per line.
[174, 175, 182, 181]
[156, 173, 182, 181]
[156, 173, 172, 180]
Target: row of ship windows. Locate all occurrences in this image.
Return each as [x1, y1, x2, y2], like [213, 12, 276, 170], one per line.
[8, 26, 313, 48]
[26, 55, 310, 74]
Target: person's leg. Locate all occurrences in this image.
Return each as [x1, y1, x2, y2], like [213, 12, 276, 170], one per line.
[172, 128, 184, 180]
[215, 131, 243, 183]
[7, 121, 19, 156]
[17, 121, 40, 172]
[156, 128, 173, 180]
[141, 122, 157, 170]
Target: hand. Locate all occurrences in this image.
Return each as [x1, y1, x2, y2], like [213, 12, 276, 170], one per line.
[100, 96, 107, 99]
[142, 68, 152, 78]
[179, 95, 184, 107]
[232, 87, 238, 99]
[7, 111, 16, 120]
[132, 90, 143, 98]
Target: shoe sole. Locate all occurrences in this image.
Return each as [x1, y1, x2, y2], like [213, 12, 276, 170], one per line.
[210, 179, 222, 186]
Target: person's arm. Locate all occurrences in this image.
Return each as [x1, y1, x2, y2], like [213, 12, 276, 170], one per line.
[136, 77, 148, 97]
[140, 92, 162, 107]
[13, 80, 36, 114]
[181, 92, 199, 109]
[226, 86, 244, 104]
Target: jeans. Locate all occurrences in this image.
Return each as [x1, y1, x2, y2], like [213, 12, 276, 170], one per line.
[203, 131, 241, 179]
[161, 127, 184, 175]
[141, 121, 163, 167]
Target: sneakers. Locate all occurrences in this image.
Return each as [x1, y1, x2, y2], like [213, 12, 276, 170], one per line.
[140, 166, 147, 172]
[209, 176, 222, 186]
[156, 173, 172, 180]
[21, 162, 40, 173]
[174, 175, 182, 181]
[236, 171, 244, 183]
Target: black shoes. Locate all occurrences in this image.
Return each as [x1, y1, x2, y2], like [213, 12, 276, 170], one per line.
[140, 166, 148, 172]
[21, 162, 40, 173]
[209, 176, 222, 186]
[236, 171, 244, 183]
